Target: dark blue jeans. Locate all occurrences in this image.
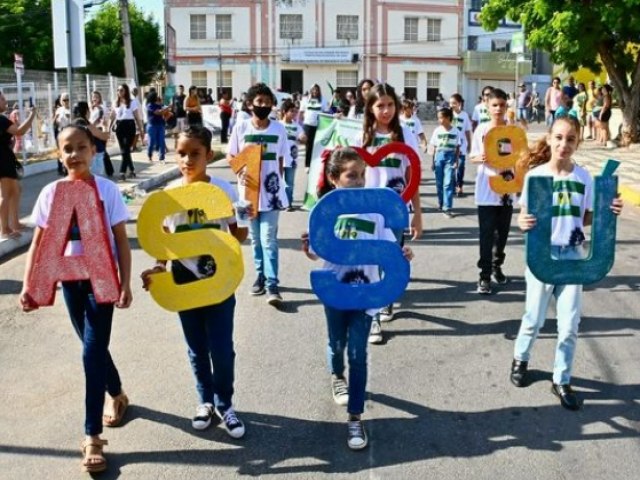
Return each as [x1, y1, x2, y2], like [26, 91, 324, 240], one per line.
[456, 154, 466, 190]
[62, 281, 122, 436]
[146, 123, 166, 160]
[324, 306, 373, 415]
[178, 295, 236, 411]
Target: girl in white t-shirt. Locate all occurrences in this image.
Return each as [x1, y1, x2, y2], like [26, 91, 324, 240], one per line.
[302, 147, 414, 450]
[20, 123, 132, 474]
[511, 116, 623, 411]
[141, 126, 249, 440]
[280, 98, 307, 210]
[449, 93, 473, 197]
[299, 83, 328, 169]
[358, 82, 422, 336]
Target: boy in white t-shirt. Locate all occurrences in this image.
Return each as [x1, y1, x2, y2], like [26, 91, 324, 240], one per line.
[227, 83, 289, 306]
[279, 98, 307, 211]
[472, 85, 494, 131]
[399, 99, 427, 152]
[428, 107, 461, 217]
[450, 93, 472, 196]
[469, 88, 515, 295]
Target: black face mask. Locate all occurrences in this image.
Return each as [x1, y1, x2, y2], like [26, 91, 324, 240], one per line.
[252, 105, 271, 120]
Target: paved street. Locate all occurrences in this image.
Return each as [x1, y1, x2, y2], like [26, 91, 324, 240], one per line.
[0, 144, 639, 479]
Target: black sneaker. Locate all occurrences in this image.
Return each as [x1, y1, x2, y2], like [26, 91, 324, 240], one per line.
[551, 384, 580, 411]
[266, 286, 283, 306]
[250, 275, 266, 296]
[215, 407, 246, 438]
[492, 267, 508, 284]
[477, 278, 492, 295]
[192, 403, 214, 430]
[347, 419, 368, 450]
[510, 359, 528, 387]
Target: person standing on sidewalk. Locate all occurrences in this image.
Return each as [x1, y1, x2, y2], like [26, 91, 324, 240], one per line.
[299, 83, 328, 170]
[172, 85, 187, 149]
[19, 122, 132, 473]
[110, 84, 144, 181]
[0, 91, 35, 240]
[185, 86, 202, 128]
[510, 115, 623, 411]
[218, 90, 233, 144]
[141, 126, 248, 440]
[145, 91, 169, 163]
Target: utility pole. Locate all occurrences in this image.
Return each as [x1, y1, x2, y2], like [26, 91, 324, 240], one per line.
[218, 43, 223, 99]
[119, 0, 137, 86]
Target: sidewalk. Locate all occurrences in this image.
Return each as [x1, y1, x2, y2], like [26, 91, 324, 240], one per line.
[0, 148, 182, 259]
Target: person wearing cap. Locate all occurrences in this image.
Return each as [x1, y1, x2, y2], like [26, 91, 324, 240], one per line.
[516, 83, 533, 130]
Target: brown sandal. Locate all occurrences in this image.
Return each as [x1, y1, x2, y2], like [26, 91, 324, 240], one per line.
[81, 438, 108, 473]
[102, 392, 129, 427]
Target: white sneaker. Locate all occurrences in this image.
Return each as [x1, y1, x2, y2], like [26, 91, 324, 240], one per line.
[192, 403, 214, 430]
[379, 305, 394, 322]
[215, 407, 246, 439]
[331, 375, 349, 406]
[368, 318, 383, 344]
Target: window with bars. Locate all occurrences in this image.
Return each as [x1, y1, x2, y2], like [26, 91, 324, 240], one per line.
[192, 71, 207, 87]
[426, 72, 440, 101]
[337, 15, 358, 41]
[216, 14, 232, 40]
[280, 14, 303, 39]
[404, 17, 418, 42]
[217, 71, 233, 98]
[190, 15, 206, 40]
[404, 71, 418, 100]
[336, 70, 358, 91]
[426, 18, 441, 42]
[471, 0, 484, 10]
[468, 35, 478, 51]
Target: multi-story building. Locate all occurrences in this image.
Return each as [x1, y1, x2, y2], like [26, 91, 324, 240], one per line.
[164, 0, 463, 103]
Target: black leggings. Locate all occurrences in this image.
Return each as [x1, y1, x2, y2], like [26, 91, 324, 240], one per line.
[303, 124, 317, 168]
[220, 111, 231, 144]
[116, 120, 136, 174]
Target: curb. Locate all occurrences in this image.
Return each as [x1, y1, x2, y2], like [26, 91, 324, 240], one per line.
[0, 166, 181, 260]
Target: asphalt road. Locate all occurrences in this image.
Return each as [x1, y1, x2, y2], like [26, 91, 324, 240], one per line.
[1, 159, 639, 479]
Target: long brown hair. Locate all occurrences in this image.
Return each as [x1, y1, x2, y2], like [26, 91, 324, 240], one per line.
[116, 83, 131, 108]
[518, 116, 581, 173]
[362, 83, 404, 147]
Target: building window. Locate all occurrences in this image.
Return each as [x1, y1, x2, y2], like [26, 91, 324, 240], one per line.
[404, 17, 418, 42]
[280, 14, 303, 40]
[217, 70, 233, 98]
[491, 39, 511, 52]
[336, 70, 358, 92]
[337, 15, 358, 41]
[404, 71, 418, 100]
[468, 35, 478, 51]
[426, 72, 440, 102]
[190, 14, 206, 40]
[191, 71, 207, 87]
[426, 18, 441, 42]
[471, 0, 484, 10]
[215, 14, 232, 40]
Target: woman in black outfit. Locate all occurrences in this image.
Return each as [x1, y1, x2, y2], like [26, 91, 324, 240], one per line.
[110, 84, 143, 180]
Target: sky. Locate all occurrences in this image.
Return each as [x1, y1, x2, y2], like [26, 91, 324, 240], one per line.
[132, 0, 164, 25]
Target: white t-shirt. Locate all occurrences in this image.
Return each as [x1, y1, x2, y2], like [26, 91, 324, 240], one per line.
[301, 97, 327, 126]
[113, 101, 138, 121]
[472, 102, 491, 126]
[400, 114, 424, 139]
[356, 126, 420, 198]
[452, 110, 472, 154]
[54, 106, 71, 129]
[163, 177, 238, 279]
[311, 212, 397, 317]
[31, 176, 129, 259]
[429, 125, 462, 152]
[470, 122, 516, 206]
[236, 110, 252, 125]
[228, 119, 290, 211]
[519, 163, 593, 247]
[280, 120, 303, 168]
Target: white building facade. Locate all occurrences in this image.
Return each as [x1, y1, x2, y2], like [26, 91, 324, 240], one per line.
[165, 0, 463, 103]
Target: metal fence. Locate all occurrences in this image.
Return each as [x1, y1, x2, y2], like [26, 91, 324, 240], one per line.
[0, 67, 131, 160]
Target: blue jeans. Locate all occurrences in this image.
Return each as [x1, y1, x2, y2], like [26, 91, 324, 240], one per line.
[284, 165, 296, 206]
[434, 150, 456, 210]
[62, 281, 122, 436]
[455, 154, 466, 190]
[248, 209, 280, 288]
[514, 246, 584, 385]
[178, 295, 236, 411]
[324, 306, 373, 415]
[91, 152, 105, 176]
[147, 123, 166, 160]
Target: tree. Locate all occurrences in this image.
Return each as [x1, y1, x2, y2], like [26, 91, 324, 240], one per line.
[85, 1, 163, 85]
[481, 0, 640, 144]
[0, 0, 54, 70]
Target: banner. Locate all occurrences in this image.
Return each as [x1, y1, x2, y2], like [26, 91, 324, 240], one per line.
[303, 114, 363, 209]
